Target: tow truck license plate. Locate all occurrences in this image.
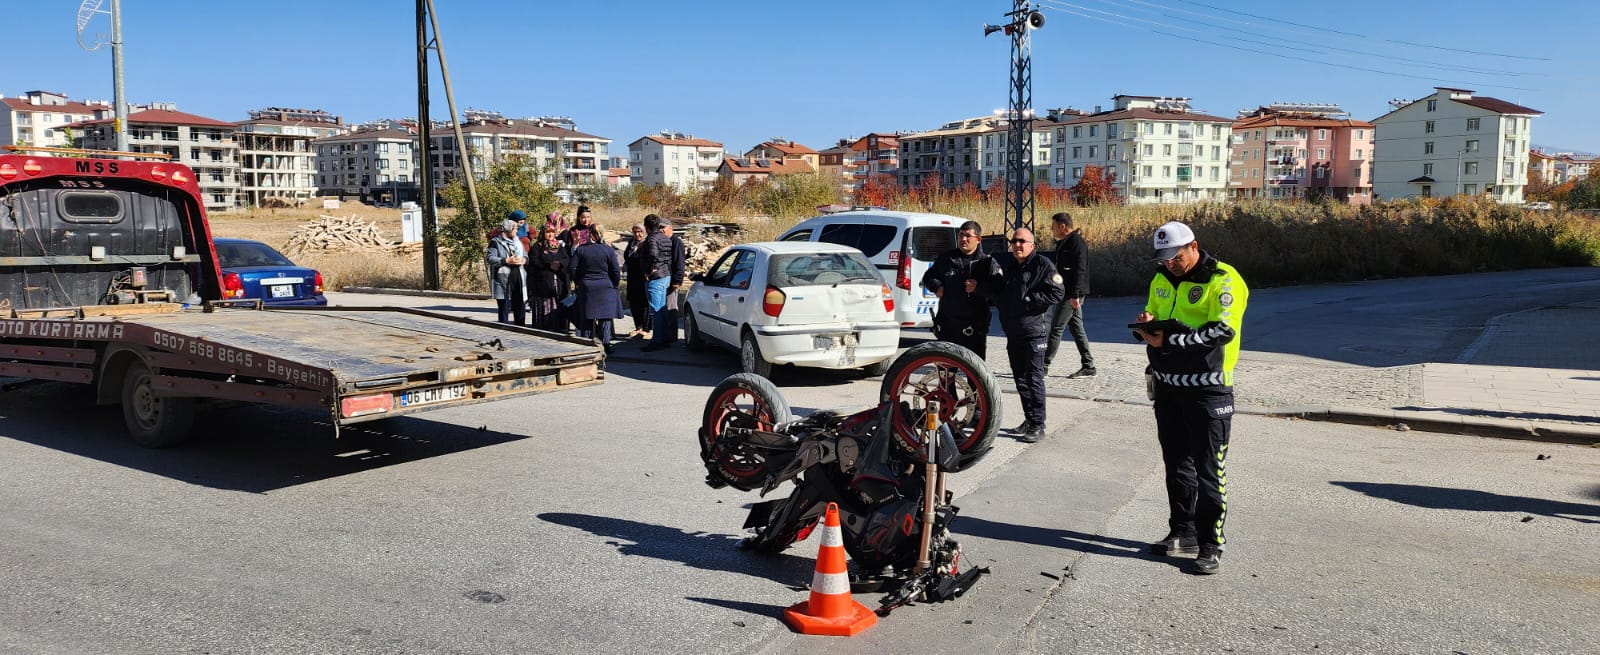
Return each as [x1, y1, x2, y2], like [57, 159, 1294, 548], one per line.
[398, 383, 467, 407]
[268, 284, 295, 298]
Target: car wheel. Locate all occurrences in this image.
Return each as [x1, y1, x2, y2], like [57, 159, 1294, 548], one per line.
[861, 357, 892, 377]
[120, 359, 196, 448]
[740, 331, 774, 380]
[684, 307, 706, 352]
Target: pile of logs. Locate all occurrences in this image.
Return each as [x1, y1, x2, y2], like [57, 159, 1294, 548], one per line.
[282, 215, 394, 257]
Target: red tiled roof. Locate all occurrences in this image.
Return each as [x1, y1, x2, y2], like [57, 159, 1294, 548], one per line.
[718, 157, 815, 175]
[2, 98, 108, 115]
[1451, 96, 1541, 116]
[756, 141, 817, 155]
[632, 135, 723, 148]
[69, 109, 236, 128]
[608, 167, 630, 176]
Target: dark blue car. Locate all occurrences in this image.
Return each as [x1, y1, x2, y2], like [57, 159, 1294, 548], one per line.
[213, 237, 327, 306]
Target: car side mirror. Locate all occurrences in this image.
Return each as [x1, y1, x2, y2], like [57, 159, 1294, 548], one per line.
[690, 272, 705, 282]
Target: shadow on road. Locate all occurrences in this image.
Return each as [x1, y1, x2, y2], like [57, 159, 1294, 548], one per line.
[684, 596, 788, 621]
[538, 512, 815, 586]
[1332, 481, 1600, 524]
[955, 515, 1178, 567]
[1393, 405, 1600, 425]
[0, 382, 527, 493]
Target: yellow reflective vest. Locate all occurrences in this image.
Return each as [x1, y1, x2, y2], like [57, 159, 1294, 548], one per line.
[1142, 254, 1248, 387]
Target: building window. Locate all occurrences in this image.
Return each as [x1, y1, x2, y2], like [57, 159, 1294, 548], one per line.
[1211, 146, 1221, 160]
[1071, 126, 1081, 138]
[1145, 123, 1154, 135]
[1089, 125, 1097, 137]
[1356, 149, 1365, 160]
[1143, 165, 1152, 177]
[1466, 118, 1480, 131]
[1465, 140, 1479, 152]
[1425, 142, 1435, 155]
[1423, 163, 1434, 175]
[1353, 167, 1362, 181]
[1088, 145, 1098, 158]
[1317, 129, 1328, 141]
[1072, 167, 1083, 178]
[1163, 123, 1173, 135]
[1464, 161, 1478, 175]
[1163, 144, 1173, 156]
[1072, 146, 1081, 158]
[1426, 99, 1437, 112]
[1254, 130, 1262, 140]
[1464, 183, 1477, 194]
[1503, 161, 1515, 177]
[1108, 124, 1119, 138]
[1317, 148, 1327, 159]
[1425, 121, 1435, 134]
[1316, 167, 1327, 179]
[1162, 166, 1171, 178]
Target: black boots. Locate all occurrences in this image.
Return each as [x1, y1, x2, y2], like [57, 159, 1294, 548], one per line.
[1149, 532, 1199, 556]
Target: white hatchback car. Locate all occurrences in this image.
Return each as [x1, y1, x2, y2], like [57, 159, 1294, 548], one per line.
[683, 242, 901, 378]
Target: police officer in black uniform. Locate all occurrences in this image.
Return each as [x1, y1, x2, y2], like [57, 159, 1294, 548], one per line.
[980, 227, 1065, 443]
[920, 220, 994, 358]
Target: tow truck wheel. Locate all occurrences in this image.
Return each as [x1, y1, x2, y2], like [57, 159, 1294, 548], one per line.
[120, 360, 195, 448]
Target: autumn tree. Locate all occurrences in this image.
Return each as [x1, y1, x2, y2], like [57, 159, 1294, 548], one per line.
[1069, 165, 1121, 206]
[855, 174, 900, 208]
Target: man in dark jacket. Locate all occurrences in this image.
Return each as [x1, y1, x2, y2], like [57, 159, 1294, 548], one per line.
[641, 215, 680, 351]
[920, 221, 994, 358]
[1045, 212, 1096, 378]
[980, 227, 1066, 443]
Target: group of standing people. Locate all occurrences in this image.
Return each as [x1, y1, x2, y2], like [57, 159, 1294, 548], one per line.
[921, 214, 1249, 575]
[486, 205, 626, 354]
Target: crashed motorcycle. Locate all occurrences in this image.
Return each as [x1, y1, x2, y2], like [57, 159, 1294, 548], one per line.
[697, 341, 1000, 615]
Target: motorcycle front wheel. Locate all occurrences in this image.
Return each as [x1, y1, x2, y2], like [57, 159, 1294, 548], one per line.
[880, 341, 1000, 472]
[700, 372, 792, 491]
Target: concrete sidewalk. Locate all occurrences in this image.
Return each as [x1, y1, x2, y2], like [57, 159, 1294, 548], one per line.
[329, 290, 1600, 445]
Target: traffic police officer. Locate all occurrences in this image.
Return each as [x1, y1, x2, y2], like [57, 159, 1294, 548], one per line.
[920, 220, 994, 358]
[980, 227, 1065, 443]
[1133, 221, 1249, 575]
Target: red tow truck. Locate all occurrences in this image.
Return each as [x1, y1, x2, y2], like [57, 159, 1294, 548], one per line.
[0, 150, 603, 446]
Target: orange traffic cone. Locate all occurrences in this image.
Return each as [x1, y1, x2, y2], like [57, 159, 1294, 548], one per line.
[783, 502, 878, 636]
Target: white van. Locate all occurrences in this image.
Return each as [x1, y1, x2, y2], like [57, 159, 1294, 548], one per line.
[778, 210, 969, 328]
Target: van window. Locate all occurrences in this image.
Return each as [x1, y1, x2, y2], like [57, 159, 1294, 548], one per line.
[780, 229, 813, 242]
[907, 227, 958, 262]
[58, 191, 124, 223]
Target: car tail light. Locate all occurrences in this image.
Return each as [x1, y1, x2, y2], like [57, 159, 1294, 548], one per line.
[222, 272, 244, 299]
[762, 286, 786, 317]
[340, 392, 393, 418]
[313, 271, 324, 295]
[881, 283, 895, 313]
[894, 246, 912, 290]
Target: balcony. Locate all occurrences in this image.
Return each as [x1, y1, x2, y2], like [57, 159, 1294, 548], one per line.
[1267, 175, 1300, 184]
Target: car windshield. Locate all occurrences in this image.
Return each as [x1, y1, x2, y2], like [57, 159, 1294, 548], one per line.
[217, 242, 295, 268]
[768, 252, 881, 288]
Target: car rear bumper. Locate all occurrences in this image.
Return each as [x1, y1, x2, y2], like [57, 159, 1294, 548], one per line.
[754, 321, 900, 369]
[263, 296, 329, 306]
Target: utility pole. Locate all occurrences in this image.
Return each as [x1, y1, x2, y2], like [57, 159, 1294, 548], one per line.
[75, 0, 129, 155]
[416, 0, 438, 289]
[985, 1, 1045, 233]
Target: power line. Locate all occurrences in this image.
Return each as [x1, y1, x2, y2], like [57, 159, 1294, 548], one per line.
[1178, 0, 1551, 61]
[1037, 3, 1539, 92]
[1089, 0, 1532, 77]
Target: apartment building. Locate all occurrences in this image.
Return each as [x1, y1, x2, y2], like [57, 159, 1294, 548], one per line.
[0, 90, 115, 149]
[1372, 87, 1541, 203]
[898, 117, 997, 188]
[236, 107, 346, 207]
[1040, 96, 1232, 204]
[428, 117, 611, 190]
[70, 106, 241, 212]
[312, 128, 418, 204]
[1554, 155, 1595, 183]
[744, 139, 819, 170]
[978, 117, 1058, 191]
[1528, 150, 1559, 185]
[818, 133, 900, 195]
[628, 131, 723, 191]
[1229, 104, 1375, 204]
[717, 156, 815, 186]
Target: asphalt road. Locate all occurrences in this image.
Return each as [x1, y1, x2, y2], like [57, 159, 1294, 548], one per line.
[2, 268, 1598, 654]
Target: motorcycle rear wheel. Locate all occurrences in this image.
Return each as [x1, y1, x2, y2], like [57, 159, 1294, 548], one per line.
[879, 341, 1000, 472]
[700, 373, 792, 491]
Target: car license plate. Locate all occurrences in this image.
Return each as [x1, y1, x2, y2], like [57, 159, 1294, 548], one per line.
[398, 383, 467, 407]
[268, 284, 294, 299]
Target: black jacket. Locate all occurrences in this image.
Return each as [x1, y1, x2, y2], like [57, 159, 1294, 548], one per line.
[981, 251, 1067, 339]
[920, 248, 994, 324]
[642, 231, 673, 281]
[527, 241, 571, 299]
[1053, 230, 1090, 298]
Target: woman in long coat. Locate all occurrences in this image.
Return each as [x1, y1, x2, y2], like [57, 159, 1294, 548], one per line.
[621, 223, 652, 338]
[527, 218, 571, 332]
[568, 224, 625, 353]
[485, 218, 527, 325]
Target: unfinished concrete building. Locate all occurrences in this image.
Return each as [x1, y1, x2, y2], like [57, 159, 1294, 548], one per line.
[236, 107, 346, 207]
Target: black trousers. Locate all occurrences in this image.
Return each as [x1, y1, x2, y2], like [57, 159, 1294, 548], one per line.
[1045, 300, 1095, 370]
[934, 314, 989, 359]
[1153, 384, 1234, 549]
[1006, 335, 1049, 425]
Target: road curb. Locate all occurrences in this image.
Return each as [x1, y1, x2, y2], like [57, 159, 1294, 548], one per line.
[1002, 383, 1600, 446]
[339, 286, 492, 301]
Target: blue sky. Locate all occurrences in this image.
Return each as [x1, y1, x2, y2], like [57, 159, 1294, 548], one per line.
[5, 0, 1595, 154]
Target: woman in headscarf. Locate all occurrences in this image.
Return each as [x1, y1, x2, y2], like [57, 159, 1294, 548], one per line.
[485, 215, 528, 325]
[559, 205, 597, 248]
[527, 215, 571, 332]
[567, 223, 624, 354]
[621, 223, 653, 339]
